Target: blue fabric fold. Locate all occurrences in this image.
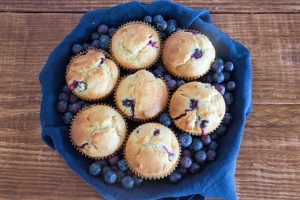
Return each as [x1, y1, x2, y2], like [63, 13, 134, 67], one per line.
[40, 1, 252, 199]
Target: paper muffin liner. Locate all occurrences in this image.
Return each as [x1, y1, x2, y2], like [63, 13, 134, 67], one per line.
[123, 123, 181, 180]
[65, 49, 120, 102]
[162, 29, 213, 81]
[113, 72, 169, 122]
[110, 21, 162, 71]
[69, 103, 128, 160]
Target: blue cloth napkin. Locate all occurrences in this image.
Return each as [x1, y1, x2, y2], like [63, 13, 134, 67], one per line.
[39, 1, 252, 199]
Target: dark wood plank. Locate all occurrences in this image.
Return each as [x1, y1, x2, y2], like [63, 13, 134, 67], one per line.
[0, 0, 299, 13]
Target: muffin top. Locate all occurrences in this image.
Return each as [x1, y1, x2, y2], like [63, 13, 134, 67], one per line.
[66, 50, 119, 100]
[125, 123, 180, 179]
[111, 23, 161, 70]
[169, 82, 226, 135]
[163, 31, 215, 79]
[71, 105, 126, 158]
[115, 70, 168, 120]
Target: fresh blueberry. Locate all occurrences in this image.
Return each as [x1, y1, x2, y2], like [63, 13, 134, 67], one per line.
[108, 154, 120, 166]
[167, 19, 178, 27]
[102, 166, 112, 176]
[215, 58, 224, 65]
[164, 74, 172, 82]
[224, 92, 234, 105]
[104, 171, 117, 184]
[97, 159, 108, 166]
[216, 124, 227, 136]
[159, 113, 172, 127]
[99, 35, 110, 50]
[213, 84, 226, 95]
[89, 162, 102, 176]
[62, 112, 73, 124]
[58, 92, 69, 101]
[210, 132, 218, 140]
[62, 85, 71, 94]
[156, 21, 168, 32]
[117, 159, 128, 172]
[72, 44, 83, 54]
[90, 32, 99, 40]
[167, 79, 177, 90]
[179, 133, 193, 148]
[213, 72, 225, 84]
[207, 150, 216, 161]
[160, 32, 168, 40]
[154, 61, 165, 70]
[182, 149, 192, 157]
[69, 94, 78, 103]
[83, 43, 89, 50]
[153, 69, 165, 77]
[97, 24, 108, 35]
[180, 156, 192, 168]
[201, 135, 211, 145]
[189, 163, 201, 174]
[116, 171, 125, 183]
[143, 15, 152, 24]
[111, 165, 119, 172]
[77, 101, 90, 109]
[212, 59, 224, 72]
[108, 28, 116, 37]
[195, 150, 207, 164]
[223, 113, 232, 125]
[153, 15, 164, 24]
[133, 176, 143, 186]
[168, 171, 182, 183]
[205, 74, 213, 83]
[126, 170, 134, 177]
[208, 140, 218, 150]
[166, 24, 176, 35]
[178, 167, 188, 175]
[177, 80, 185, 87]
[69, 103, 81, 114]
[224, 61, 234, 72]
[223, 72, 231, 82]
[92, 40, 101, 48]
[227, 81, 236, 91]
[189, 138, 203, 152]
[121, 176, 135, 189]
[57, 101, 68, 113]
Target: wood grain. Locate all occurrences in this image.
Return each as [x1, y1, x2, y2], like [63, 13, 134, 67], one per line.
[0, 0, 299, 13]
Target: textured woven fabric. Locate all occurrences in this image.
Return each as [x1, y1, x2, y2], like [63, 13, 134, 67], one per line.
[40, 1, 252, 199]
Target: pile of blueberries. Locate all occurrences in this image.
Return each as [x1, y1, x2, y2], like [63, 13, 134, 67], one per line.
[56, 15, 236, 190]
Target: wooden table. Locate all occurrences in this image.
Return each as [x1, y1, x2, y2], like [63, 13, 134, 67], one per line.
[0, 1, 299, 199]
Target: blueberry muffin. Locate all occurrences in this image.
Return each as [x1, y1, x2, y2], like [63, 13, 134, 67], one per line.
[125, 123, 180, 179]
[115, 70, 168, 120]
[163, 31, 215, 80]
[169, 82, 226, 135]
[66, 49, 119, 101]
[70, 105, 126, 158]
[111, 23, 161, 70]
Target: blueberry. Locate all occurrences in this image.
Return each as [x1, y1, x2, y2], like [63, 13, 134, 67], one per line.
[99, 35, 110, 50]
[83, 43, 89, 50]
[108, 154, 120, 166]
[117, 159, 128, 172]
[189, 138, 203, 152]
[97, 159, 108, 166]
[182, 149, 192, 157]
[167, 19, 178, 27]
[213, 72, 225, 84]
[57, 101, 68, 113]
[69, 94, 78, 103]
[102, 166, 112, 176]
[104, 171, 117, 184]
[159, 113, 172, 127]
[201, 135, 211, 145]
[164, 74, 172, 82]
[195, 150, 207, 164]
[223, 72, 231, 82]
[62, 85, 71, 94]
[97, 24, 108, 35]
[69, 103, 81, 114]
[189, 163, 201, 174]
[207, 150, 216, 161]
[156, 21, 168, 32]
[208, 140, 218, 150]
[205, 74, 213, 83]
[223, 113, 232, 125]
[153, 15, 164, 24]
[166, 24, 176, 35]
[78, 101, 90, 109]
[180, 156, 192, 168]
[213, 84, 226, 95]
[177, 80, 185, 87]
[90, 32, 99, 40]
[227, 81, 236, 91]
[216, 124, 227, 136]
[58, 92, 69, 101]
[210, 132, 218, 140]
[116, 171, 125, 183]
[153, 69, 165, 77]
[178, 167, 188, 175]
[72, 44, 83, 54]
[62, 112, 73, 124]
[121, 176, 135, 189]
[215, 58, 224, 65]
[191, 49, 203, 59]
[224, 61, 234, 72]
[143, 15, 152, 24]
[92, 40, 101, 48]
[126, 170, 134, 177]
[159, 32, 168, 40]
[111, 165, 119, 171]
[224, 92, 234, 105]
[133, 176, 143, 186]
[108, 28, 116, 37]
[167, 79, 177, 90]
[89, 162, 102, 176]
[168, 171, 182, 183]
[212, 59, 224, 72]
[179, 133, 193, 148]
